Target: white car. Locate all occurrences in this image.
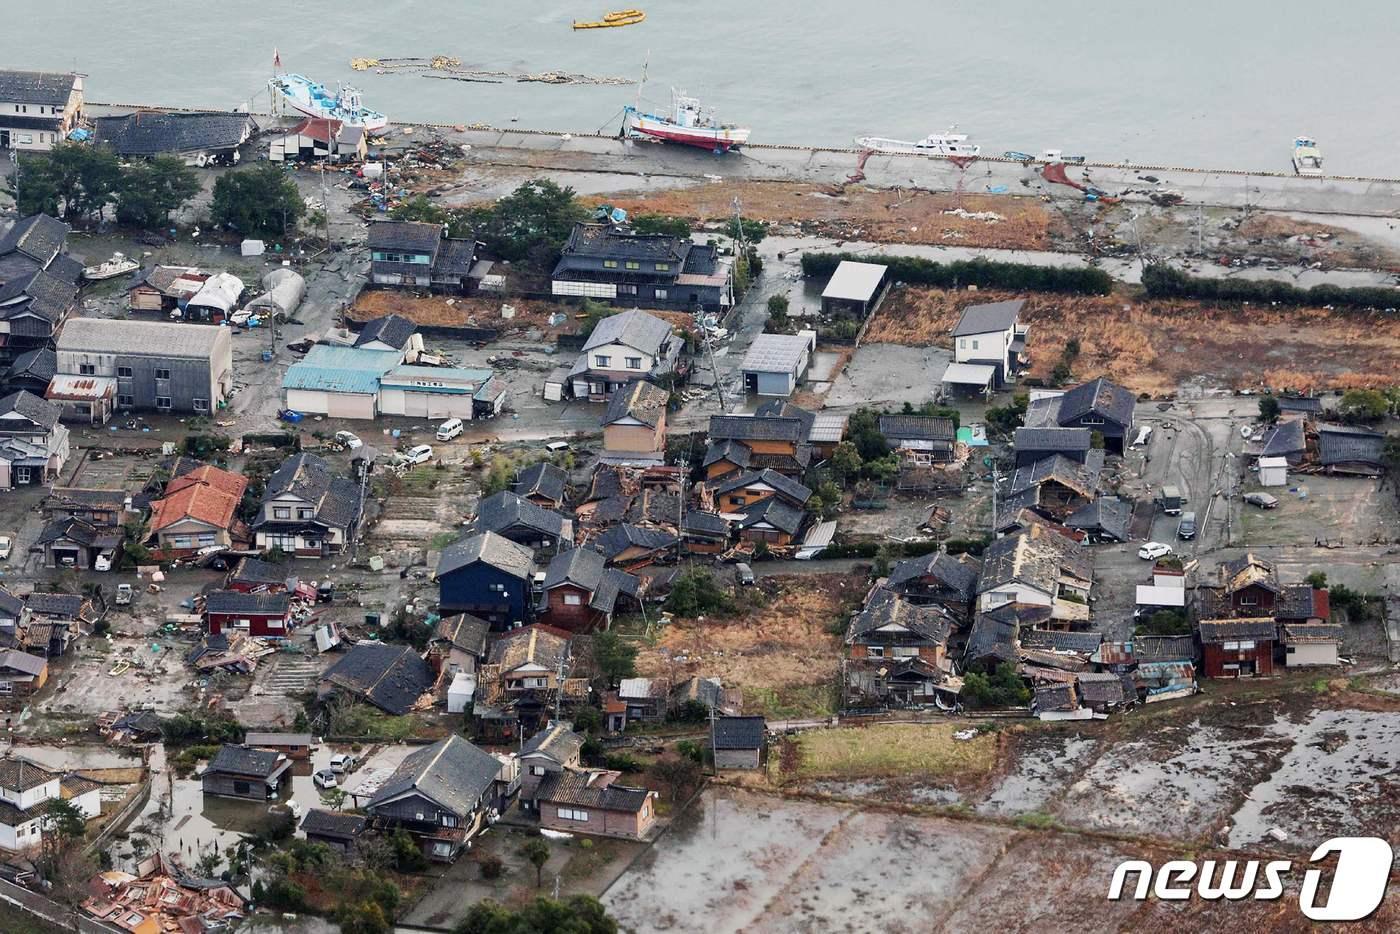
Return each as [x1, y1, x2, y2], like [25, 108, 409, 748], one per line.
[93, 552, 114, 572]
[0, 535, 11, 560]
[334, 430, 363, 450]
[1138, 542, 1173, 561]
[329, 753, 358, 774]
[313, 769, 338, 789]
[398, 444, 433, 466]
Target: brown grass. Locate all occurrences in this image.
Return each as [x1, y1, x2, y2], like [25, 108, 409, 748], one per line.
[590, 180, 1067, 251]
[794, 723, 1000, 780]
[869, 285, 1400, 396]
[350, 290, 567, 331]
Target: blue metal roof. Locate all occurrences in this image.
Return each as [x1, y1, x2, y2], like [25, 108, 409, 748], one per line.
[283, 346, 400, 394]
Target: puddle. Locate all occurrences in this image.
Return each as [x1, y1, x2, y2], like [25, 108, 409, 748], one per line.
[977, 733, 1097, 817]
[0, 743, 142, 772]
[799, 778, 963, 806]
[1228, 708, 1400, 849]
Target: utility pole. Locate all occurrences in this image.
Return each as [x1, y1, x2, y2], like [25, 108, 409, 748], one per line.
[320, 165, 331, 247]
[1196, 203, 1204, 255]
[704, 327, 727, 413]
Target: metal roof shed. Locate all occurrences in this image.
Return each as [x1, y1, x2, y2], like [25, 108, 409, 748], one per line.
[740, 331, 815, 397]
[940, 361, 996, 396]
[1257, 456, 1288, 488]
[820, 261, 889, 318]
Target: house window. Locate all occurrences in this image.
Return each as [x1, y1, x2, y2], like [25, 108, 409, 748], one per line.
[655, 288, 668, 300]
[527, 677, 548, 688]
[959, 339, 967, 349]
[728, 496, 746, 506]
[1239, 593, 1258, 606]
[233, 781, 251, 796]
[563, 593, 582, 606]
[154, 368, 171, 380]
[531, 765, 546, 776]
[603, 260, 618, 269]
[155, 397, 172, 410]
[1080, 416, 1105, 426]
[625, 261, 640, 270]
[117, 366, 133, 378]
[488, 583, 506, 593]
[867, 646, 884, 658]
[626, 357, 642, 369]
[893, 646, 918, 658]
[297, 508, 314, 520]
[1237, 640, 1257, 650]
[970, 339, 979, 350]
[618, 284, 638, 295]
[274, 507, 291, 519]
[117, 394, 134, 407]
[192, 399, 208, 412]
[594, 355, 611, 368]
[266, 618, 284, 629]
[558, 808, 589, 822]
[79, 363, 95, 375]
[655, 263, 670, 271]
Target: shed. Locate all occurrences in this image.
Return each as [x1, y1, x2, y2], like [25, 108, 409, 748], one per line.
[447, 671, 476, 713]
[740, 331, 816, 397]
[712, 715, 766, 769]
[183, 272, 244, 322]
[939, 361, 996, 397]
[1258, 456, 1288, 488]
[243, 268, 305, 320]
[820, 261, 889, 318]
[543, 366, 571, 403]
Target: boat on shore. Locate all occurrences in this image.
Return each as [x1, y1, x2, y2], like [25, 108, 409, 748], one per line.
[624, 89, 749, 152]
[574, 9, 645, 29]
[83, 253, 139, 281]
[855, 128, 979, 157]
[1292, 136, 1323, 176]
[271, 74, 388, 131]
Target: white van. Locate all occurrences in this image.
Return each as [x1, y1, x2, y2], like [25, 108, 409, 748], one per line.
[436, 418, 464, 442]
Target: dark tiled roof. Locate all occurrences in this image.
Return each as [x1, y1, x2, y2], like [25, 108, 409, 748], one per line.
[543, 546, 607, 592]
[1034, 682, 1078, 711]
[713, 468, 812, 506]
[1197, 619, 1278, 643]
[435, 614, 491, 656]
[6, 347, 56, 384]
[0, 71, 77, 106]
[255, 453, 361, 531]
[1132, 634, 1196, 662]
[487, 625, 569, 672]
[515, 462, 569, 504]
[978, 525, 1092, 595]
[520, 723, 584, 763]
[434, 529, 532, 579]
[354, 314, 417, 350]
[561, 223, 686, 262]
[708, 415, 804, 443]
[536, 770, 652, 812]
[205, 591, 290, 616]
[602, 380, 668, 429]
[0, 587, 24, 618]
[1065, 495, 1132, 541]
[0, 389, 60, 431]
[206, 744, 283, 778]
[886, 552, 979, 600]
[26, 592, 83, 618]
[230, 556, 289, 586]
[0, 756, 57, 791]
[367, 220, 442, 254]
[712, 715, 766, 750]
[681, 511, 730, 538]
[470, 492, 567, 542]
[0, 214, 69, 266]
[38, 516, 103, 548]
[1277, 396, 1322, 413]
[592, 524, 676, 561]
[845, 589, 951, 645]
[877, 415, 956, 442]
[1274, 585, 1327, 621]
[1261, 419, 1306, 457]
[951, 299, 1024, 337]
[320, 643, 433, 715]
[92, 112, 252, 155]
[738, 497, 806, 536]
[1281, 623, 1342, 643]
[1316, 423, 1385, 467]
[1076, 671, 1126, 705]
[582, 308, 675, 355]
[1058, 377, 1135, 427]
[753, 400, 816, 436]
[702, 439, 752, 470]
[300, 809, 367, 838]
[1014, 427, 1092, 453]
[368, 735, 501, 818]
[1010, 453, 1101, 498]
[1021, 629, 1103, 654]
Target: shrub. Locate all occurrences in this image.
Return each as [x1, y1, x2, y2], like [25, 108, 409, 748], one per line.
[603, 753, 642, 773]
[479, 853, 505, 880]
[663, 569, 735, 617]
[1142, 262, 1400, 309]
[800, 252, 1114, 295]
[962, 662, 1031, 708]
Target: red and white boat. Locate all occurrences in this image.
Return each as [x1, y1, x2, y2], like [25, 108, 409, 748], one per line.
[624, 88, 750, 152]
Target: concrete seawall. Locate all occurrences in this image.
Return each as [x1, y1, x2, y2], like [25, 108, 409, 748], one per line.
[89, 101, 1400, 218]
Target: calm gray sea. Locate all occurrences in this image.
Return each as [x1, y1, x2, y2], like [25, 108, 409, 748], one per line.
[10, 1, 1399, 174]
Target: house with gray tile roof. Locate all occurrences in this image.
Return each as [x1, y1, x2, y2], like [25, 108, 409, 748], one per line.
[92, 111, 253, 164]
[436, 531, 536, 624]
[553, 222, 732, 314]
[1316, 423, 1385, 476]
[201, 744, 291, 801]
[569, 309, 682, 400]
[0, 71, 83, 152]
[514, 461, 570, 509]
[368, 221, 481, 294]
[251, 452, 362, 557]
[318, 643, 433, 716]
[946, 298, 1028, 390]
[469, 491, 572, 552]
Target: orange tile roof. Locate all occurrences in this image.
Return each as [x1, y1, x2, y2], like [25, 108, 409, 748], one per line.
[149, 466, 247, 533]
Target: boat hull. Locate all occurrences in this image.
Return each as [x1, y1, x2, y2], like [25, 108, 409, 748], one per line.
[630, 114, 749, 151]
[855, 136, 980, 157]
[274, 75, 388, 132]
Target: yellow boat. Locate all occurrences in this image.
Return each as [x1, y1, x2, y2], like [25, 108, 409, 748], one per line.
[573, 9, 645, 29]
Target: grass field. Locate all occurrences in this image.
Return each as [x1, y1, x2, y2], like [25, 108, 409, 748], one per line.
[795, 723, 999, 780]
[0, 903, 66, 934]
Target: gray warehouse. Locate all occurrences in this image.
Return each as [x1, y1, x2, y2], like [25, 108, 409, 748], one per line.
[52, 318, 233, 422]
[740, 331, 816, 397]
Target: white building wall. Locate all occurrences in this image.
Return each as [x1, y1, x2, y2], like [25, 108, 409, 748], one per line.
[554, 280, 617, 300]
[1285, 642, 1338, 667]
[978, 584, 1052, 611]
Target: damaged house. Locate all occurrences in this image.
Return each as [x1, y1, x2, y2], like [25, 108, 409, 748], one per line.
[844, 588, 959, 709]
[1025, 376, 1136, 454]
[976, 524, 1093, 626]
[704, 413, 811, 480]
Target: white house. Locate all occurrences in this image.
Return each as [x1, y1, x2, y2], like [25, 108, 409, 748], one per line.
[569, 310, 679, 400]
[282, 346, 400, 420]
[976, 525, 1092, 615]
[0, 391, 69, 488]
[0, 756, 62, 851]
[0, 70, 83, 152]
[942, 299, 1028, 395]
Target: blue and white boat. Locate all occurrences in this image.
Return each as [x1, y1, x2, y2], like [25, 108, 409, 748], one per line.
[271, 74, 388, 132]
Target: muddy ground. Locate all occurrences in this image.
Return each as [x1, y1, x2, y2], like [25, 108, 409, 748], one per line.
[867, 284, 1400, 396]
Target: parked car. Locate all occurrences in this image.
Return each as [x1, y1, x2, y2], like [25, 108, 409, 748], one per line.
[396, 444, 433, 466]
[544, 441, 570, 453]
[735, 563, 756, 586]
[436, 418, 464, 442]
[329, 753, 358, 774]
[1138, 542, 1173, 561]
[0, 535, 12, 560]
[93, 552, 114, 572]
[1243, 492, 1279, 509]
[313, 769, 338, 789]
[334, 430, 363, 450]
[1177, 511, 1198, 540]
[115, 583, 134, 606]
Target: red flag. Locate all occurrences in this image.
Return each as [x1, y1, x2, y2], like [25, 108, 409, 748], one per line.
[273, 48, 282, 69]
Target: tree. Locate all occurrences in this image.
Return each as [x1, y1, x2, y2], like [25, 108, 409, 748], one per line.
[985, 393, 1028, 436]
[1258, 395, 1281, 425]
[210, 162, 305, 237]
[650, 755, 702, 801]
[520, 837, 550, 889]
[630, 213, 691, 238]
[665, 700, 710, 725]
[961, 662, 1030, 708]
[337, 900, 392, 934]
[10, 152, 62, 216]
[390, 194, 449, 226]
[390, 828, 429, 872]
[1135, 609, 1190, 636]
[1305, 570, 1328, 589]
[591, 630, 637, 687]
[571, 704, 603, 735]
[663, 569, 735, 617]
[466, 179, 587, 263]
[766, 294, 790, 331]
[39, 142, 122, 221]
[454, 896, 617, 934]
[1339, 389, 1389, 424]
[115, 156, 200, 228]
[846, 408, 889, 462]
[726, 217, 767, 245]
[43, 798, 87, 849]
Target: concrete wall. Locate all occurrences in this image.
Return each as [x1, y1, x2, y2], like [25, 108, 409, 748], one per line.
[715, 748, 761, 770]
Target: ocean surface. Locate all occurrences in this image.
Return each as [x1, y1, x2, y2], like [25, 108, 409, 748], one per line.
[11, 1, 1400, 175]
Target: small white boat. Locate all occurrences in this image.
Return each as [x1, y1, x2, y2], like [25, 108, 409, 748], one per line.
[1292, 136, 1323, 177]
[855, 127, 980, 157]
[624, 88, 750, 152]
[83, 252, 139, 281]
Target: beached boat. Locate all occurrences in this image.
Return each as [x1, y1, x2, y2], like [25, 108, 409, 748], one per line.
[83, 253, 139, 281]
[855, 128, 979, 157]
[624, 89, 749, 152]
[1292, 136, 1323, 176]
[271, 74, 388, 131]
[574, 9, 645, 29]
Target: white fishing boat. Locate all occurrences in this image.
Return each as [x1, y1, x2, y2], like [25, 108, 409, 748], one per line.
[83, 253, 139, 281]
[271, 73, 388, 131]
[624, 88, 750, 152]
[855, 127, 980, 157]
[1292, 136, 1323, 176]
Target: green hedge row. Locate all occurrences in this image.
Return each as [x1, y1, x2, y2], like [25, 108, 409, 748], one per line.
[801, 252, 1114, 296]
[1142, 263, 1400, 309]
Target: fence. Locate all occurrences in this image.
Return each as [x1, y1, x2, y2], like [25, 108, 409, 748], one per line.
[86, 779, 152, 855]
